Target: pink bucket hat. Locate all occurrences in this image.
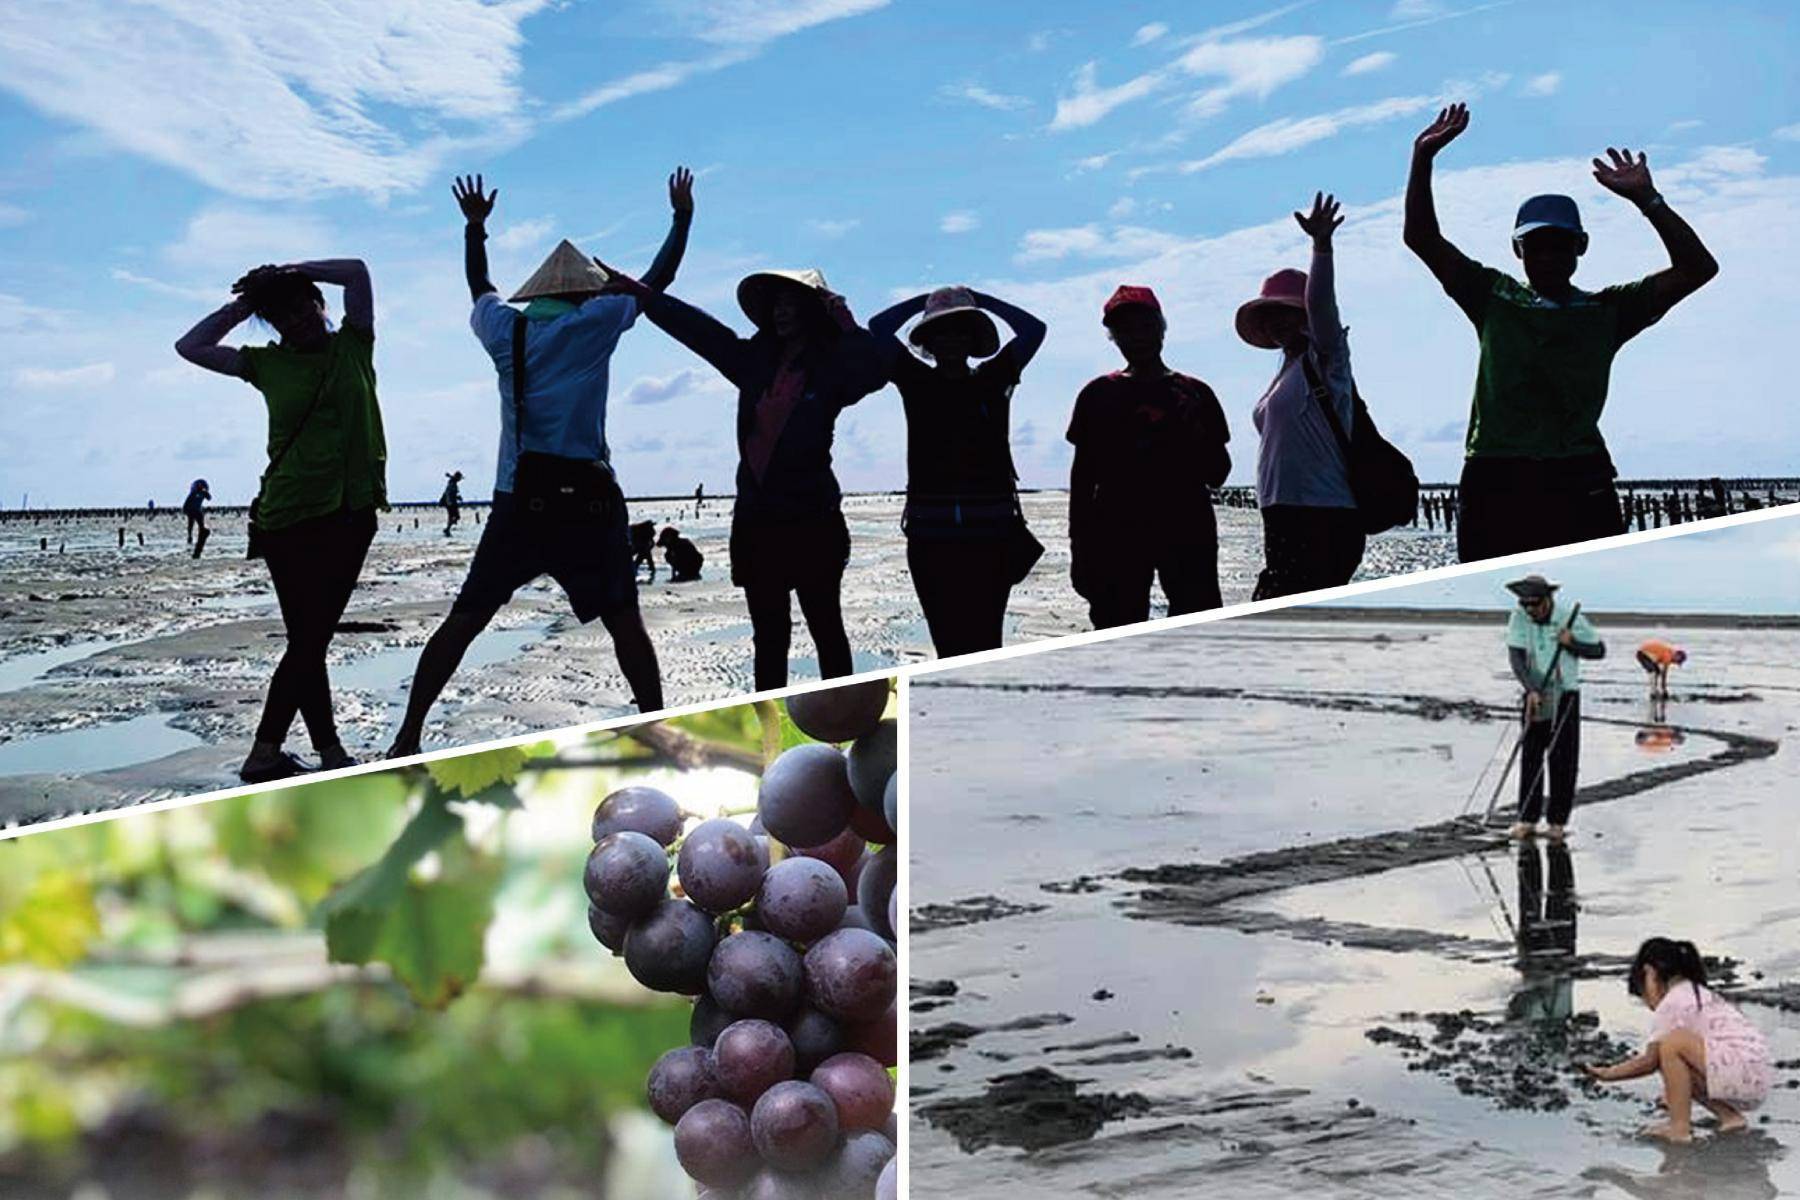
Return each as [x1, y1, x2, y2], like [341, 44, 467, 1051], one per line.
[909, 286, 999, 357]
[1235, 268, 1308, 349]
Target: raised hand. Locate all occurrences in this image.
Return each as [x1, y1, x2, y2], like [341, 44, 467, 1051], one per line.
[592, 256, 650, 297]
[1592, 147, 1656, 204]
[1294, 191, 1344, 247]
[669, 166, 695, 217]
[1414, 103, 1470, 158]
[453, 173, 498, 224]
[230, 263, 286, 295]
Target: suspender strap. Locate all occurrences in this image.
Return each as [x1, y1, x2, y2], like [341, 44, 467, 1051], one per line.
[511, 310, 528, 456]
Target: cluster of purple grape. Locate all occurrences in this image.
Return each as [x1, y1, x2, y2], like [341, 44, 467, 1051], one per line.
[585, 680, 900, 1200]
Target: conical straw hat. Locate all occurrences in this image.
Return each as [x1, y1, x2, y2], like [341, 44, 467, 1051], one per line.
[508, 239, 611, 301]
[737, 268, 831, 329]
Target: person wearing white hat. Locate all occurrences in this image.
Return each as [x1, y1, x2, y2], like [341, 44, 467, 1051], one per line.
[1503, 573, 1606, 840]
[1405, 102, 1719, 564]
[388, 169, 694, 758]
[600, 259, 889, 690]
[868, 285, 1047, 657]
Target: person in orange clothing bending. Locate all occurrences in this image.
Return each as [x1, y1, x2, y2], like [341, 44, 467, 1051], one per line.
[1635, 638, 1686, 700]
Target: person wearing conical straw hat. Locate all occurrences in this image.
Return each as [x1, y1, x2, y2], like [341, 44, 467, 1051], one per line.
[1067, 285, 1232, 630]
[868, 285, 1047, 657]
[387, 169, 694, 759]
[1239, 192, 1368, 600]
[599, 260, 890, 690]
[1504, 573, 1605, 841]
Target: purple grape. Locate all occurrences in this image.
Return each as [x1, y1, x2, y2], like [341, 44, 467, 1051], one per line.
[587, 902, 628, 955]
[679, 818, 765, 914]
[785, 1004, 845, 1073]
[785, 681, 889, 743]
[713, 1019, 796, 1107]
[855, 846, 897, 942]
[793, 828, 866, 890]
[759, 745, 857, 847]
[591, 785, 683, 846]
[743, 1168, 820, 1200]
[674, 1098, 756, 1189]
[882, 1110, 896, 1145]
[876, 1157, 897, 1200]
[845, 720, 895, 811]
[837, 904, 876, 934]
[647, 1044, 720, 1125]
[709, 931, 804, 1020]
[882, 773, 896, 838]
[843, 852, 869, 894]
[842, 1004, 897, 1068]
[815, 1129, 893, 1199]
[624, 899, 716, 994]
[846, 799, 895, 846]
[758, 856, 849, 943]
[584, 831, 670, 919]
[810, 1052, 894, 1131]
[692, 992, 735, 1048]
[750, 1080, 840, 1172]
[804, 929, 896, 1023]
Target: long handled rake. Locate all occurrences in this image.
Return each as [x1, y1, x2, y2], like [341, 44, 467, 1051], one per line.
[1473, 603, 1583, 828]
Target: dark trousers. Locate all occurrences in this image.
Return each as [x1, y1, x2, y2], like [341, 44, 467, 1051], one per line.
[908, 537, 1013, 657]
[1518, 691, 1581, 826]
[1457, 455, 1624, 563]
[1082, 541, 1222, 630]
[1252, 504, 1366, 601]
[256, 508, 377, 749]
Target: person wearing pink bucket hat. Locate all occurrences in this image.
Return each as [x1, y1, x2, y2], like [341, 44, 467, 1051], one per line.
[869, 285, 1048, 657]
[1238, 191, 1367, 600]
[1066, 283, 1232, 629]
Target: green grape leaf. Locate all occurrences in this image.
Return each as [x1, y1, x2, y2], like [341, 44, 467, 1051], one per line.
[211, 772, 412, 904]
[425, 746, 532, 795]
[0, 870, 101, 968]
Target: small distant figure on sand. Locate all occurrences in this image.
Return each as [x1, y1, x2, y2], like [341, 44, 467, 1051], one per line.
[630, 519, 658, 581]
[184, 478, 211, 559]
[659, 525, 703, 582]
[440, 470, 464, 535]
[694, 482, 705, 513]
[1582, 937, 1771, 1143]
[1635, 638, 1686, 701]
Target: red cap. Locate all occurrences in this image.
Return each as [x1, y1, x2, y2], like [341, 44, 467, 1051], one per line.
[1103, 284, 1160, 323]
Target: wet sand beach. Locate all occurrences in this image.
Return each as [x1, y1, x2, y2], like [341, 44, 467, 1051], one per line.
[911, 617, 1800, 1199]
[0, 493, 1455, 828]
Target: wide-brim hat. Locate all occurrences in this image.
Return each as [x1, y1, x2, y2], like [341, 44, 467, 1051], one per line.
[509, 239, 610, 302]
[1235, 268, 1308, 349]
[738, 268, 831, 330]
[909, 286, 999, 357]
[1504, 573, 1561, 600]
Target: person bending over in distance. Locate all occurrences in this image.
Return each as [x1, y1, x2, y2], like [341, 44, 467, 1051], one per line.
[440, 470, 463, 536]
[1068, 285, 1231, 629]
[1583, 937, 1771, 1143]
[1405, 102, 1719, 563]
[183, 478, 211, 556]
[387, 169, 692, 757]
[658, 526, 704, 582]
[1635, 637, 1686, 701]
[175, 260, 388, 782]
[1240, 191, 1365, 600]
[599, 260, 888, 690]
[629, 519, 658, 582]
[1504, 574, 1604, 841]
[869, 285, 1046, 657]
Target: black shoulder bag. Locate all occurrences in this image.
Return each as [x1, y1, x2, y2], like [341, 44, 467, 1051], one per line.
[1301, 353, 1419, 535]
[510, 313, 621, 520]
[246, 351, 336, 560]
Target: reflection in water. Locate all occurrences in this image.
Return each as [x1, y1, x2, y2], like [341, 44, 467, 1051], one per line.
[1583, 1133, 1786, 1200]
[1509, 841, 1577, 1023]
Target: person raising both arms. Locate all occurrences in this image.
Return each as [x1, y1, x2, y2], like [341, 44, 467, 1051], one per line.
[387, 168, 693, 758]
[1068, 286, 1232, 629]
[599, 262, 889, 691]
[1404, 102, 1719, 562]
[869, 286, 1047, 657]
[175, 260, 388, 782]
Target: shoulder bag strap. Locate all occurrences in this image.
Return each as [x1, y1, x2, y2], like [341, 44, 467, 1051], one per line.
[261, 345, 338, 487]
[511, 310, 529, 456]
[1300, 352, 1353, 459]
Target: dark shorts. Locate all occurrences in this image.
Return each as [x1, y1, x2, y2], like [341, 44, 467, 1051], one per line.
[453, 490, 637, 623]
[729, 510, 850, 592]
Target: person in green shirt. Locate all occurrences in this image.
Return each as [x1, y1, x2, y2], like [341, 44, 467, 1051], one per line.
[1405, 102, 1719, 563]
[175, 260, 388, 784]
[1503, 574, 1605, 841]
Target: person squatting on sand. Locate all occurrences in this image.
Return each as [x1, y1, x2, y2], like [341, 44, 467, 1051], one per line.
[870, 286, 1047, 656]
[658, 526, 703, 582]
[1242, 191, 1366, 599]
[1504, 573, 1605, 841]
[386, 168, 695, 757]
[175, 260, 388, 783]
[1068, 285, 1232, 629]
[600, 260, 889, 691]
[1405, 103, 1719, 562]
[1583, 938, 1772, 1143]
[1636, 637, 1687, 701]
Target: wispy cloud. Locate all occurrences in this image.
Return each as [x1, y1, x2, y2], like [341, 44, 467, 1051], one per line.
[623, 367, 722, 406]
[161, 207, 334, 276]
[111, 269, 221, 304]
[1051, 34, 1323, 131]
[491, 217, 558, 253]
[16, 362, 116, 388]
[554, 52, 752, 121]
[940, 211, 980, 234]
[1132, 23, 1169, 47]
[940, 82, 1031, 112]
[1775, 124, 1800, 142]
[1176, 94, 1433, 173]
[1342, 50, 1397, 76]
[1335, 1, 1516, 46]
[807, 218, 862, 238]
[1015, 223, 1187, 263]
[1521, 71, 1561, 97]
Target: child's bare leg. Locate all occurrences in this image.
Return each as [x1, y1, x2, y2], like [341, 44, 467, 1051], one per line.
[1644, 1030, 1705, 1142]
[1701, 1098, 1747, 1133]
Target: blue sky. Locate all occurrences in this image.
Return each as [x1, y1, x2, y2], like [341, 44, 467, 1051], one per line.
[1, 0, 1797, 506]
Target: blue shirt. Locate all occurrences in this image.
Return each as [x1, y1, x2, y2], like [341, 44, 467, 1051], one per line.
[471, 292, 638, 493]
[1505, 598, 1599, 698]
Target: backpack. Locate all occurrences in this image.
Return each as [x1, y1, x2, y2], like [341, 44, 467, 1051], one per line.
[1301, 354, 1419, 535]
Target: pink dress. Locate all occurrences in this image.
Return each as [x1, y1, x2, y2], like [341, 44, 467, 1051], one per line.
[1649, 982, 1772, 1108]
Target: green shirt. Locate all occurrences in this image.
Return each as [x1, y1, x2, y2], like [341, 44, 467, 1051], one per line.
[1444, 260, 1664, 460]
[1505, 598, 1599, 701]
[242, 323, 387, 531]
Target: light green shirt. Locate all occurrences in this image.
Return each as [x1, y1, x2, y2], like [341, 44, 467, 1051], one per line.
[1506, 599, 1598, 702]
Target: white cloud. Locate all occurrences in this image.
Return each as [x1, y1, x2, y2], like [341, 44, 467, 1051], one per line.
[623, 367, 723, 406]
[1342, 51, 1397, 76]
[15, 362, 115, 388]
[111, 269, 221, 304]
[1133, 22, 1169, 46]
[491, 217, 558, 253]
[1179, 95, 1432, 173]
[807, 218, 861, 238]
[0, 294, 68, 332]
[1108, 197, 1138, 219]
[161, 207, 335, 276]
[1025, 30, 1056, 53]
[940, 82, 1031, 112]
[553, 50, 752, 120]
[1671, 145, 1769, 180]
[1052, 34, 1322, 131]
[1775, 124, 1800, 142]
[1051, 61, 1166, 131]
[1390, 0, 1446, 16]
[1073, 152, 1118, 173]
[1667, 119, 1704, 134]
[1015, 224, 1187, 264]
[1522, 72, 1561, 97]
[940, 211, 980, 234]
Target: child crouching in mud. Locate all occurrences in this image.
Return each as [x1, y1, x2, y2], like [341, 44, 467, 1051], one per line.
[1583, 937, 1771, 1142]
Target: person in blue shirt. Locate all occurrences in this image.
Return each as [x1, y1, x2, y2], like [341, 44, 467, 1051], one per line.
[388, 169, 693, 757]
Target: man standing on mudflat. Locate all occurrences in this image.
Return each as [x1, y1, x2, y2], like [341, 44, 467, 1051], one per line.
[1404, 103, 1718, 562]
[1505, 574, 1606, 842]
